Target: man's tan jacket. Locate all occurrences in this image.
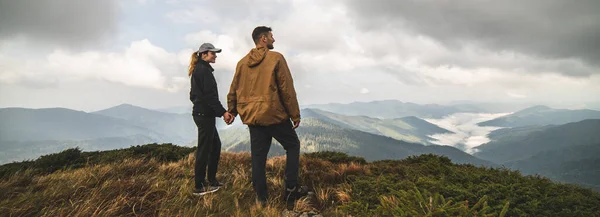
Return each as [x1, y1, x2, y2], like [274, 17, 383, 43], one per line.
[227, 47, 300, 126]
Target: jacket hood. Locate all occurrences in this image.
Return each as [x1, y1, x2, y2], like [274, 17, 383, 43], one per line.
[247, 47, 268, 67]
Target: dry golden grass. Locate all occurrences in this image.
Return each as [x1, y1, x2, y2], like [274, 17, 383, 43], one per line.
[335, 183, 353, 204]
[0, 152, 369, 216]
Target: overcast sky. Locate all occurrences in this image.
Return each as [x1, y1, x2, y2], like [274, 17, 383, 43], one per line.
[1, 0, 599, 112]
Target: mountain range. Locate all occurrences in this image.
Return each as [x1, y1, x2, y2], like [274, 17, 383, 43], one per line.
[306, 100, 468, 119]
[478, 105, 600, 127]
[475, 119, 600, 163]
[474, 119, 600, 191]
[0, 105, 198, 164]
[0, 107, 165, 142]
[0, 103, 465, 164]
[2, 102, 600, 192]
[218, 117, 494, 166]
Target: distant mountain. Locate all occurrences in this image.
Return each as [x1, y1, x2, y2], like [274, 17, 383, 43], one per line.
[447, 102, 534, 113]
[218, 126, 251, 152]
[301, 108, 450, 144]
[92, 104, 204, 144]
[504, 143, 600, 191]
[0, 107, 166, 142]
[485, 125, 552, 142]
[219, 118, 494, 167]
[0, 105, 234, 164]
[474, 119, 600, 191]
[155, 105, 192, 114]
[399, 116, 451, 136]
[0, 107, 172, 164]
[477, 105, 600, 127]
[93, 104, 178, 121]
[474, 119, 600, 164]
[305, 100, 465, 119]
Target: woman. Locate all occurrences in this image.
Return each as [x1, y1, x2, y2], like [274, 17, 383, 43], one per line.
[188, 43, 233, 196]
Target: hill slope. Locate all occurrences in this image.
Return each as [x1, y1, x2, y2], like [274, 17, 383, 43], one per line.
[92, 104, 204, 144]
[301, 108, 450, 144]
[474, 119, 600, 163]
[0, 107, 166, 142]
[1, 144, 598, 216]
[474, 119, 600, 191]
[504, 143, 600, 191]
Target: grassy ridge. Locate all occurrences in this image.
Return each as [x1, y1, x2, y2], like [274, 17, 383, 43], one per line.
[1, 143, 599, 216]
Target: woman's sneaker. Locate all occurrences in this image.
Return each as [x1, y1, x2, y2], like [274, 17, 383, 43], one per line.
[193, 185, 220, 196]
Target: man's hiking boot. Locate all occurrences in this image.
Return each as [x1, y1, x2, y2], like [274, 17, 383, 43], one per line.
[283, 185, 310, 209]
[192, 185, 220, 196]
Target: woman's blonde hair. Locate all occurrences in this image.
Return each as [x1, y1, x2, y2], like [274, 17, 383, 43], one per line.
[188, 51, 199, 77]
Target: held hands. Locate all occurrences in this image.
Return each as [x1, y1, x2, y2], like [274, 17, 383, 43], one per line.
[292, 120, 300, 130]
[223, 112, 235, 125]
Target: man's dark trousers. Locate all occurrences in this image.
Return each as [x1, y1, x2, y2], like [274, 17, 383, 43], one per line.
[249, 120, 300, 202]
[193, 115, 222, 189]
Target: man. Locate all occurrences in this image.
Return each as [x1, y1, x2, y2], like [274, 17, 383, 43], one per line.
[189, 42, 234, 196]
[226, 26, 309, 208]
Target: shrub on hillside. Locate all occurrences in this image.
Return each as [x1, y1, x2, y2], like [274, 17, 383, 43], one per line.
[375, 187, 510, 216]
[0, 161, 34, 179]
[304, 151, 366, 164]
[0, 143, 196, 179]
[34, 147, 85, 173]
[341, 154, 600, 216]
[1, 150, 600, 216]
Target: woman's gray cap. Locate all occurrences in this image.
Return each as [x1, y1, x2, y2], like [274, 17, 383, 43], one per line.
[197, 43, 222, 53]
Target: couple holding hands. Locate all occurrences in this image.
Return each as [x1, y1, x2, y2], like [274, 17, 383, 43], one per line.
[188, 26, 309, 209]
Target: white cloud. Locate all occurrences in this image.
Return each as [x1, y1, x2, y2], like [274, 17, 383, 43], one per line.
[0, 39, 188, 92]
[360, 88, 369, 94]
[345, 0, 600, 73]
[165, 7, 220, 24]
[507, 92, 527, 99]
[1, 0, 600, 111]
[156, 0, 600, 108]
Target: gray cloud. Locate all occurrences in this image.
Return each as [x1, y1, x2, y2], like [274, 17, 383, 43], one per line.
[166, 0, 292, 26]
[345, 0, 600, 76]
[0, 0, 119, 49]
[2, 0, 599, 112]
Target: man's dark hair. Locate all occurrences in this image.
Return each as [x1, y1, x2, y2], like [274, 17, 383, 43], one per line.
[252, 26, 272, 45]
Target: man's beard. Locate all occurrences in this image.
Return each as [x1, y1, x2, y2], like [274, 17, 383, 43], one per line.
[267, 44, 274, 49]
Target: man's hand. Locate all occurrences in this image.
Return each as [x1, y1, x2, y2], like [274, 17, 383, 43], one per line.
[292, 120, 300, 129]
[223, 112, 234, 125]
[228, 115, 235, 125]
